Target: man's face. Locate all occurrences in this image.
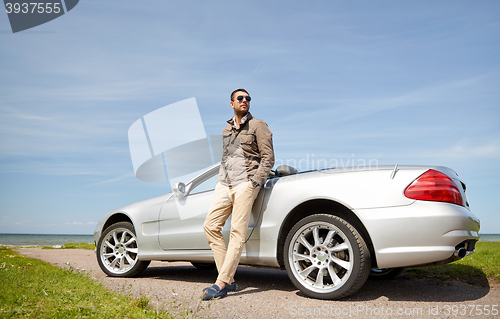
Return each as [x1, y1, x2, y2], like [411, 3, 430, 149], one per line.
[230, 91, 250, 116]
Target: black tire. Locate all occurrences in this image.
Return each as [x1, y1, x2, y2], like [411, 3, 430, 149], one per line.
[191, 262, 217, 270]
[97, 221, 150, 277]
[369, 267, 405, 280]
[284, 214, 371, 300]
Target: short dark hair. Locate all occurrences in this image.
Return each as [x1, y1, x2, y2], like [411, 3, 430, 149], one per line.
[230, 88, 249, 101]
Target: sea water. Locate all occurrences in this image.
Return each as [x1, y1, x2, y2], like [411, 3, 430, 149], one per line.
[479, 234, 500, 242]
[0, 233, 94, 246]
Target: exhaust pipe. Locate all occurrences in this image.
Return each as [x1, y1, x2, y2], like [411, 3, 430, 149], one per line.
[454, 247, 467, 258]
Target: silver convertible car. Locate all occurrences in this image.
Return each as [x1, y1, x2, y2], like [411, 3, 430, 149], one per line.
[94, 164, 480, 300]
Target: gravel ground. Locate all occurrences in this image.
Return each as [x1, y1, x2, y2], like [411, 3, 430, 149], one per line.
[16, 248, 500, 318]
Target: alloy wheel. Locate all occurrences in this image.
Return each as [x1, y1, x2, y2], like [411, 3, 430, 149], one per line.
[289, 222, 354, 293]
[99, 227, 139, 275]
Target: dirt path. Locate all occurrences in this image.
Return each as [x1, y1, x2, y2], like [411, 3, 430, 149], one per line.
[16, 248, 500, 318]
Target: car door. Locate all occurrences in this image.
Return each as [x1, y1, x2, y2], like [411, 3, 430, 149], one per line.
[158, 170, 264, 250]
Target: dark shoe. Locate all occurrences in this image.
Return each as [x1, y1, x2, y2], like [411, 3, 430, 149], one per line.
[203, 282, 236, 293]
[226, 282, 237, 292]
[202, 284, 227, 300]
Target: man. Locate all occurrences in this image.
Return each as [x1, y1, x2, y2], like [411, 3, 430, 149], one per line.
[202, 88, 275, 300]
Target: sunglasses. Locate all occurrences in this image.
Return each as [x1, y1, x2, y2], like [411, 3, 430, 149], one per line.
[236, 95, 251, 102]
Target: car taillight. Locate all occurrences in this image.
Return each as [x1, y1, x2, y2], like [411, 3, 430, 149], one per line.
[404, 169, 463, 206]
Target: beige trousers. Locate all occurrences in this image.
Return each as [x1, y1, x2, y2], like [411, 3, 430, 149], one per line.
[203, 181, 261, 284]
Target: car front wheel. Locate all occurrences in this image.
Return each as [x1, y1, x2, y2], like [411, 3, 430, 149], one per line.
[97, 221, 150, 277]
[284, 214, 371, 300]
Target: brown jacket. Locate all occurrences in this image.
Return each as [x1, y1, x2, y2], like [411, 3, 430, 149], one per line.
[218, 112, 275, 187]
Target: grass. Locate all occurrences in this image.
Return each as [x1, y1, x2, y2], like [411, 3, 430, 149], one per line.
[42, 242, 96, 250]
[0, 246, 176, 318]
[405, 242, 500, 286]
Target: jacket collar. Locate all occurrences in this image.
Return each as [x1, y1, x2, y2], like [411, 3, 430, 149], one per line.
[227, 112, 253, 129]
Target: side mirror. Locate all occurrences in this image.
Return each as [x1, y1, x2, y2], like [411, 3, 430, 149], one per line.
[173, 182, 186, 198]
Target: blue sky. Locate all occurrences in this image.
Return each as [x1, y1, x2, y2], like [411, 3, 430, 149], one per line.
[0, 0, 499, 234]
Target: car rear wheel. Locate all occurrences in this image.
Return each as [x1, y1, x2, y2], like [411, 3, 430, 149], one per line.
[97, 221, 150, 277]
[284, 214, 370, 300]
[369, 267, 405, 280]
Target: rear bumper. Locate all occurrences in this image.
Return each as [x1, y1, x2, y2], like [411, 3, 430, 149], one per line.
[356, 201, 480, 269]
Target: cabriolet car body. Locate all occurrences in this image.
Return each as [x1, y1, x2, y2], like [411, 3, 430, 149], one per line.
[94, 164, 480, 299]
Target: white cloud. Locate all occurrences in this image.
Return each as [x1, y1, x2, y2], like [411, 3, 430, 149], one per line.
[90, 172, 135, 186]
[451, 140, 500, 158]
[277, 73, 496, 128]
[398, 140, 500, 161]
[64, 221, 97, 226]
